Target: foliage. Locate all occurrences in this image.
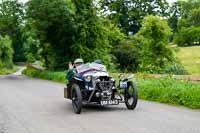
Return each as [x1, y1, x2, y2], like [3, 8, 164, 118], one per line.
[112, 38, 140, 72]
[0, 35, 14, 68]
[26, 0, 76, 70]
[153, 61, 188, 75]
[174, 25, 200, 46]
[0, 0, 25, 61]
[134, 15, 173, 73]
[22, 67, 66, 83]
[71, 0, 124, 69]
[0, 0, 196, 74]
[100, 0, 169, 34]
[0, 65, 17, 75]
[173, 0, 200, 46]
[135, 77, 200, 109]
[26, 0, 123, 70]
[22, 28, 41, 63]
[189, 7, 200, 26]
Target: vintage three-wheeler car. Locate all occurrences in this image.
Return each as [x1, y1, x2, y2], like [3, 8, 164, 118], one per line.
[64, 63, 138, 114]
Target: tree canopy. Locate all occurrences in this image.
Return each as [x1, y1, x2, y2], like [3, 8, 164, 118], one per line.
[101, 0, 169, 34]
[0, 0, 25, 61]
[0, 0, 192, 74]
[0, 35, 13, 68]
[173, 0, 200, 46]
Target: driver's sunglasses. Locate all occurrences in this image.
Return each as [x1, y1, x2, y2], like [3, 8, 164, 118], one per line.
[75, 62, 83, 65]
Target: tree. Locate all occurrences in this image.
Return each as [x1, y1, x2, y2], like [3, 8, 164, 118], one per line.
[26, 0, 124, 70]
[26, 0, 76, 70]
[101, 0, 169, 35]
[71, 0, 124, 68]
[168, 1, 182, 38]
[0, 0, 25, 61]
[173, 0, 200, 46]
[189, 8, 200, 26]
[134, 15, 173, 72]
[22, 28, 41, 63]
[0, 35, 13, 68]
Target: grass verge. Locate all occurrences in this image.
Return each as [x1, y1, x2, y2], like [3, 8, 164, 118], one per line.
[23, 67, 200, 109]
[0, 66, 17, 75]
[135, 77, 200, 109]
[22, 67, 66, 83]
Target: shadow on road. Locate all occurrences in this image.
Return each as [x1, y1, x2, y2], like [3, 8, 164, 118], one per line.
[60, 101, 129, 115]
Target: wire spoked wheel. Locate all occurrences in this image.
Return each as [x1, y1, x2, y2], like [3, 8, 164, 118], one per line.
[71, 84, 82, 114]
[124, 81, 138, 110]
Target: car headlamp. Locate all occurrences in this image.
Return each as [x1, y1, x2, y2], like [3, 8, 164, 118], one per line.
[85, 75, 92, 82]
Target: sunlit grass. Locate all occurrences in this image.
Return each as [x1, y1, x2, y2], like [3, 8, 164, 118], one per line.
[176, 46, 200, 75]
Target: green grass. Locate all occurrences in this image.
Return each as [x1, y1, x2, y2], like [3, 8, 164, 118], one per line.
[134, 77, 200, 109]
[23, 67, 200, 109]
[0, 66, 17, 75]
[22, 67, 66, 83]
[176, 46, 200, 75]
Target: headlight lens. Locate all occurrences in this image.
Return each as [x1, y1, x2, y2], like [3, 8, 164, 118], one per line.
[85, 75, 92, 82]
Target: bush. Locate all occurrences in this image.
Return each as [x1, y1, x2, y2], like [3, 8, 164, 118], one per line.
[0, 35, 14, 69]
[159, 61, 188, 75]
[134, 15, 174, 73]
[146, 61, 188, 75]
[174, 26, 200, 46]
[112, 39, 140, 72]
[0, 66, 17, 75]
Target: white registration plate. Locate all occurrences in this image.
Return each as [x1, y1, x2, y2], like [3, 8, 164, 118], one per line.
[100, 100, 119, 105]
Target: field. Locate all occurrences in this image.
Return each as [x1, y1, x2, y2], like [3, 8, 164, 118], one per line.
[176, 46, 200, 75]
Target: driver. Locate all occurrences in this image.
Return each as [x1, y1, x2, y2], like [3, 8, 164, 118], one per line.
[65, 58, 84, 99]
[66, 58, 84, 80]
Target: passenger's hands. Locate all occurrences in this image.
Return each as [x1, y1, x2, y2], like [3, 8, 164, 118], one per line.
[68, 62, 73, 69]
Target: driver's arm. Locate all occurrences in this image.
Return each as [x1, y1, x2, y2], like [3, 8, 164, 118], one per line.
[66, 62, 76, 80]
[66, 69, 75, 80]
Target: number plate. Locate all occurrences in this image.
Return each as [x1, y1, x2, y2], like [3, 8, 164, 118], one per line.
[120, 81, 127, 89]
[100, 100, 119, 105]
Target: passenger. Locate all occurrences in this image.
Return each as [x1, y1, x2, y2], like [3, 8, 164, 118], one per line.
[93, 59, 103, 64]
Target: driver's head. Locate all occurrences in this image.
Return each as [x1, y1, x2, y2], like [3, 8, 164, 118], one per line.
[94, 59, 103, 64]
[74, 58, 84, 67]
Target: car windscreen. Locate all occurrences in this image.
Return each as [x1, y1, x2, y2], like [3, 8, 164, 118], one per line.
[76, 63, 107, 74]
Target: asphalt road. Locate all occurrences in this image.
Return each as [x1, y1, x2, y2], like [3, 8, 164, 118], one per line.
[0, 75, 200, 133]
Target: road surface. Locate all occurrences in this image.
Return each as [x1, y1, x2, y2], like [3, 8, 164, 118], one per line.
[0, 75, 200, 133]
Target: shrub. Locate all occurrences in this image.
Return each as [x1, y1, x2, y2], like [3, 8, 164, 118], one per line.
[134, 15, 174, 73]
[0, 35, 14, 69]
[174, 26, 200, 46]
[112, 39, 140, 72]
